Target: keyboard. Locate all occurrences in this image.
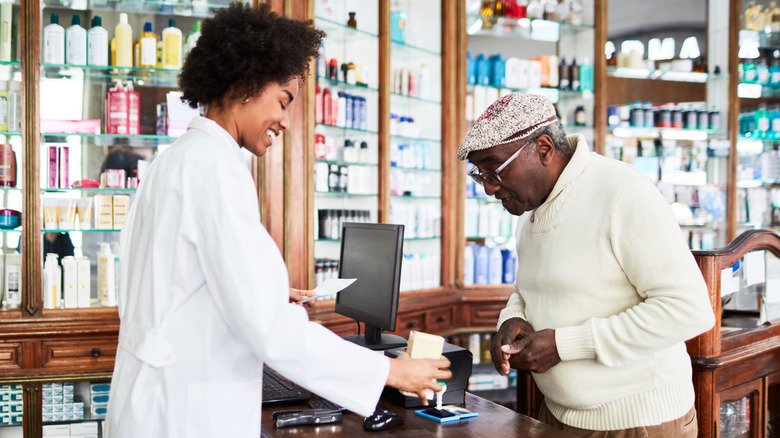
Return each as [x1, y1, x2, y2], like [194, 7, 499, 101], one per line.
[262, 366, 311, 406]
[309, 399, 345, 412]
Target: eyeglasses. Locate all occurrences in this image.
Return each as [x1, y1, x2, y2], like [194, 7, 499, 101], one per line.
[468, 141, 532, 186]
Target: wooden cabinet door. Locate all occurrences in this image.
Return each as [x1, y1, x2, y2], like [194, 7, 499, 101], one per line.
[766, 371, 780, 437]
[717, 379, 764, 438]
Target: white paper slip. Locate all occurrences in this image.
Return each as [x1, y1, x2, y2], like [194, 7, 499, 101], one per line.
[302, 278, 357, 302]
[767, 279, 780, 304]
[744, 251, 765, 287]
[721, 267, 737, 297]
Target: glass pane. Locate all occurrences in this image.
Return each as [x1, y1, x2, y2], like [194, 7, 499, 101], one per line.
[41, 380, 109, 435]
[769, 379, 779, 437]
[38, 4, 216, 311]
[721, 248, 780, 328]
[313, 1, 380, 292]
[391, 0, 442, 291]
[720, 396, 752, 438]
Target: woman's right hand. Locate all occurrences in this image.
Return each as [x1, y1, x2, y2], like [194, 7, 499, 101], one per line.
[386, 353, 452, 405]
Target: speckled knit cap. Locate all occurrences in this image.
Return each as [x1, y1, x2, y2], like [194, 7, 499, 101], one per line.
[458, 93, 557, 161]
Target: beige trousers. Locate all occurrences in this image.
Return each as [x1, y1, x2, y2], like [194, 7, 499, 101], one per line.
[538, 403, 698, 438]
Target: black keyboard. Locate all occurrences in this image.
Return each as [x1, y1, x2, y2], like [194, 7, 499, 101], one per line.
[309, 399, 345, 412]
[262, 366, 311, 406]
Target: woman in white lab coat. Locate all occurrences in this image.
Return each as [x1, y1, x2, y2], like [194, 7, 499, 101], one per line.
[105, 4, 450, 437]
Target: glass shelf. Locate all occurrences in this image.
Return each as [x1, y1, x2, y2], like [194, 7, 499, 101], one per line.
[41, 63, 180, 87]
[42, 188, 137, 194]
[390, 134, 441, 143]
[391, 40, 441, 58]
[0, 228, 21, 232]
[315, 191, 377, 198]
[391, 165, 441, 173]
[315, 16, 378, 43]
[42, 229, 122, 233]
[0, 131, 21, 136]
[607, 67, 711, 83]
[390, 195, 440, 200]
[315, 124, 378, 136]
[563, 124, 595, 131]
[315, 159, 376, 168]
[467, 235, 513, 240]
[468, 196, 501, 204]
[0, 61, 20, 67]
[467, 83, 585, 103]
[390, 92, 442, 105]
[43, 0, 229, 18]
[466, 14, 593, 41]
[315, 238, 340, 243]
[316, 76, 378, 93]
[609, 127, 725, 140]
[405, 237, 440, 241]
[41, 133, 179, 147]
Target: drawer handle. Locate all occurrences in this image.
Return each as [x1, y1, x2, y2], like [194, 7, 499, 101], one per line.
[405, 321, 417, 329]
[91, 348, 102, 358]
[436, 316, 446, 323]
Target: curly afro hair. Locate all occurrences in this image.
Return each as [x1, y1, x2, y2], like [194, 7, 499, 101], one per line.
[179, 2, 325, 108]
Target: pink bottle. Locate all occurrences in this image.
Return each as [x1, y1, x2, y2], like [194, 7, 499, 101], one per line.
[106, 82, 129, 135]
[48, 145, 58, 188]
[315, 86, 323, 124]
[58, 145, 69, 188]
[126, 82, 140, 135]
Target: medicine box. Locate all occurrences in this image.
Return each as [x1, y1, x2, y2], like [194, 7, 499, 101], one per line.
[42, 424, 70, 437]
[91, 394, 109, 404]
[70, 422, 98, 435]
[90, 383, 110, 394]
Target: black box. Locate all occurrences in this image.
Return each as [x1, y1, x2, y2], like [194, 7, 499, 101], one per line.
[382, 342, 473, 408]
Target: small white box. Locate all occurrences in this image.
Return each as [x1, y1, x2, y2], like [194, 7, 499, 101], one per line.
[41, 404, 53, 414]
[90, 383, 110, 394]
[63, 394, 74, 403]
[42, 413, 55, 423]
[42, 424, 70, 437]
[70, 422, 98, 435]
[91, 394, 109, 404]
[10, 403, 22, 414]
[10, 414, 22, 424]
[69, 411, 84, 421]
[51, 404, 64, 413]
[9, 393, 21, 403]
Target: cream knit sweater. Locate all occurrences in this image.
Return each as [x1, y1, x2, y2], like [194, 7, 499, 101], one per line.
[497, 135, 715, 431]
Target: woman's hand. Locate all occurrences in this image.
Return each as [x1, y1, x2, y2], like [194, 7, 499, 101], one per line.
[386, 353, 452, 405]
[289, 288, 316, 305]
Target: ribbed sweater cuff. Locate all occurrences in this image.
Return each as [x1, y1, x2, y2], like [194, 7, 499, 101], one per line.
[496, 311, 527, 331]
[555, 320, 596, 361]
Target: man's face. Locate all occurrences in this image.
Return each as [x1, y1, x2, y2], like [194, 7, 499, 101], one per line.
[467, 135, 556, 216]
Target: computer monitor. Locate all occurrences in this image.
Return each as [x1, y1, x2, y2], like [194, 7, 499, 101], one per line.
[336, 222, 408, 351]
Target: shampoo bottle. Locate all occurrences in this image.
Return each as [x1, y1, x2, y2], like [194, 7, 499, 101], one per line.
[106, 81, 129, 134]
[487, 246, 503, 284]
[162, 19, 182, 69]
[114, 13, 133, 67]
[43, 13, 65, 65]
[98, 243, 117, 307]
[62, 256, 78, 309]
[66, 15, 87, 66]
[3, 251, 20, 309]
[185, 20, 202, 55]
[126, 82, 140, 135]
[463, 244, 475, 286]
[474, 244, 488, 284]
[87, 16, 109, 66]
[0, 3, 12, 62]
[43, 253, 61, 309]
[139, 22, 157, 68]
[76, 257, 91, 308]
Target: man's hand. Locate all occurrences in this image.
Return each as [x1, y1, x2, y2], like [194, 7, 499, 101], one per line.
[289, 288, 316, 305]
[502, 329, 561, 374]
[491, 318, 534, 376]
[387, 353, 452, 405]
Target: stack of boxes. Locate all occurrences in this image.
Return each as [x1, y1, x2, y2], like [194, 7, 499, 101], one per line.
[83, 383, 110, 419]
[42, 383, 84, 423]
[94, 195, 130, 230]
[0, 385, 23, 426]
[42, 422, 98, 438]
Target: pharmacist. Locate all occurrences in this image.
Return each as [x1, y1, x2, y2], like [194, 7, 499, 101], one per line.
[105, 4, 450, 438]
[460, 93, 714, 437]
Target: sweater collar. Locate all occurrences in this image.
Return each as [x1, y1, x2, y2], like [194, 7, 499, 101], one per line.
[538, 134, 593, 210]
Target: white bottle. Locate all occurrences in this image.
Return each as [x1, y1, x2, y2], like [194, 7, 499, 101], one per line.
[8, 81, 19, 132]
[487, 246, 503, 285]
[0, 3, 12, 62]
[62, 256, 78, 309]
[87, 16, 109, 67]
[98, 243, 117, 307]
[76, 257, 91, 308]
[418, 64, 430, 100]
[43, 253, 61, 310]
[3, 251, 20, 310]
[114, 13, 133, 68]
[463, 244, 475, 286]
[66, 15, 87, 66]
[161, 18, 183, 69]
[43, 13, 65, 65]
[185, 20, 202, 55]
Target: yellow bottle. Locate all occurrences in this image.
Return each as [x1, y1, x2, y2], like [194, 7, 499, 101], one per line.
[162, 18, 182, 69]
[746, 1, 762, 31]
[138, 22, 157, 68]
[110, 37, 116, 66]
[114, 12, 132, 67]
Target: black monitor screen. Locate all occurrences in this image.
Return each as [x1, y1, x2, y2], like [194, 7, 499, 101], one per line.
[335, 223, 404, 332]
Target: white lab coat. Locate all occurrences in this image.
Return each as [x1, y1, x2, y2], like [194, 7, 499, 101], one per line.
[105, 116, 390, 438]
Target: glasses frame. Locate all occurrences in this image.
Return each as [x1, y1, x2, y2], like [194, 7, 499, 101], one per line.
[468, 139, 533, 186]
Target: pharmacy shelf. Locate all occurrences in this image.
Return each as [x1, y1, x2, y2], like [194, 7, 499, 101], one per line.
[467, 14, 593, 41]
[314, 238, 340, 243]
[607, 67, 711, 83]
[466, 235, 513, 240]
[390, 134, 441, 143]
[404, 237, 440, 241]
[41, 132, 178, 147]
[467, 196, 502, 204]
[0, 61, 20, 67]
[316, 76, 378, 93]
[0, 187, 21, 192]
[609, 127, 726, 140]
[390, 92, 442, 106]
[42, 229, 122, 233]
[315, 159, 377, 168]
[43, 0, 229, 18]
[314, 191, 377, 198]
[42, 188, 137, 194]
[390, 165, 441, 173]
[316, 16, 378, 44]
[390, 195, 441, 200]
[41, 63, 180, 87]
[315, 124, 378, 136]
[391, 40, 441, 58]
[563, 124, 595, 131]
[467, 83, 585, 103]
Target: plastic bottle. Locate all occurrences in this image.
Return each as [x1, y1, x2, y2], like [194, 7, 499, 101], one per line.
[474, 245, 488, 284]
[558, 57, 569, 90]
[3, 251, 20, 309]
[570, 58, 580, 91]
[185, 20, 202, 55]
[8, 80, 19, 132]
[87, 16, 108, 67]
[66, 15, 87, 66]
[579, 56, 594, 92]
[139, 22, 157, 69]
[501, 249, 516, 284]
[114, 13, 133, 67]
[0, 81, 7, 132]
[418, 64, 430, 99]
[0, 3, 11, 62]
[463, 244, 475, 286]
[98, 243, 117, 307]
[43, 13, 65, 65]
[106, 81, 129, 135]
[162, 19, 183, 69]
[43, 253, 61, 310]
[126, 82, 140, 135]
[772, 50, 780, 87]
[487, 246, 503, 285]
[336, 92, 346, 127]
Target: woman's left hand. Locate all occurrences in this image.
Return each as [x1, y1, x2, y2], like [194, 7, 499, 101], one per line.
[289, 288, 316, 305]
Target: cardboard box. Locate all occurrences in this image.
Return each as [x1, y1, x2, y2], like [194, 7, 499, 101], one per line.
[70, 422, 98, 435]
[94, 195, 113, 229]
[112, 195, 130, 230]
[41, 424, 69, 437]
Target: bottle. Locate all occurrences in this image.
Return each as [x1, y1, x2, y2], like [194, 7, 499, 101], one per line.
[579, 57, 594, 92]
[463, 244, 474, 286]
[746, 1, 762, 31]
[474, 245, 488, 284]
[0, 3, 11, 62]
[126, 82, 141, 135]
[185, 20, 202, 55]
[487, 246, 503, 285]
[8, 81, 19, 132]
[114, 13, 132, 67]
[98, 243, 117, 307]
[558, 57, 569, 90]
[87, 16, 108, 67]
[569, 57, 580, 91]
[758, 56, 771, 85]
[347, 12, 357, 28]
[43, 13, 65, 65]
[501, 248, 516, 284]
[480, 0, 495, 30]
[0, 143, 16, 188]
[66, 15, 87, 66]
[772, 51, 780, 87]
[139, 22, 157, 69]
[574, 105, 587, 126]
[162, 19, 183, 69]
[43, 253, 61, 310]
[62, 256, 78, 309]
[336, 92, 346, 127]
[106, 81, 129, 135]
[3, 251, 20, 309]
[0, 81, 6, 132]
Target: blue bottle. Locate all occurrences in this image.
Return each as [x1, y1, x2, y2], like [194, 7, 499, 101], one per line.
[490, 54, 505, 88]
[474, 245, 488, 284]
[467, 51, 476, 85]
[501, 249, 516, 284]
[476, 54, 490, 86]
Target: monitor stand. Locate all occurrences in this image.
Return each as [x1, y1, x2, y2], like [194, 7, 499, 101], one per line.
[342, 324, 407, 351]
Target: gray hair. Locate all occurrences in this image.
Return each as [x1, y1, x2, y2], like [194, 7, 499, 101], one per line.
[526, 121, 572, 158]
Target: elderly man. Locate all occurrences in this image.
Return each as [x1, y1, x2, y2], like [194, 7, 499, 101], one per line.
[459, 93, 715, 438]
